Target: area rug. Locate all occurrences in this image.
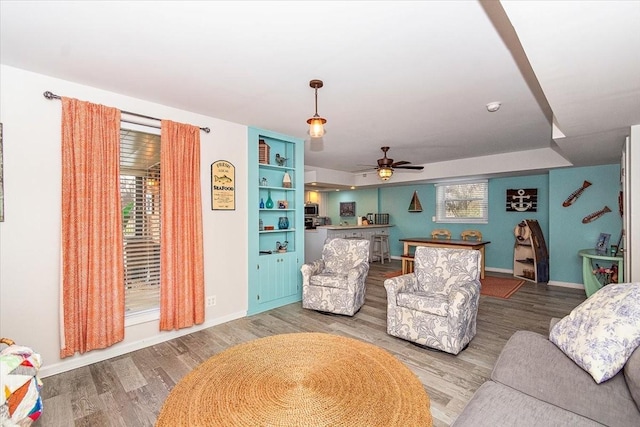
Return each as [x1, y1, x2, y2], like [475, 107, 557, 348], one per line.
[156, 332, 432, 426]
[481, 276, 526, 299]
[382, 270, 403, 278]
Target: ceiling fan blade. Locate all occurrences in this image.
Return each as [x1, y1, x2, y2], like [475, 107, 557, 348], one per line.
[392, 160, 411, 167]
[395, 165, 424, 170]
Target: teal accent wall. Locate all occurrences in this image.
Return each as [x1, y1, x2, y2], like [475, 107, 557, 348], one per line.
[324, 164, 621, 285]
[326, 188, 379, 224]
[549, 164, 622, 284]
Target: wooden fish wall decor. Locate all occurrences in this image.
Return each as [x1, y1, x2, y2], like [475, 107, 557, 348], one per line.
[563, 180, 592, 207]
[582, 205, 611, 224]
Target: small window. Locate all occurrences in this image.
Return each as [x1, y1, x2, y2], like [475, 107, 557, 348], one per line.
[120, 128, 161, 314]
[435, 180, 488, 223]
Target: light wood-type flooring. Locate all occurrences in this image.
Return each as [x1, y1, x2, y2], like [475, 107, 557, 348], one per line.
[38, 260, 586, 427]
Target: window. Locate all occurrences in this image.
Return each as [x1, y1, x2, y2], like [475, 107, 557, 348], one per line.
[120, 128, 161, 314]
[435, 180, 488, 223]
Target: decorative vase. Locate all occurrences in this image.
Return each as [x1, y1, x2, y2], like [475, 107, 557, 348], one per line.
[278, 216, 289, 230]
[259, 198, 265, 209]
[266, 191, 274, 209]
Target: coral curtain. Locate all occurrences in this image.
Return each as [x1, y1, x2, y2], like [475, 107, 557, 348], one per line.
[159, 120, 205, 330]
[60, 97, 124, 358]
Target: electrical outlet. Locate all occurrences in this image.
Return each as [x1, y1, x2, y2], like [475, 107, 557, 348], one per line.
[206, 296, 216, 307]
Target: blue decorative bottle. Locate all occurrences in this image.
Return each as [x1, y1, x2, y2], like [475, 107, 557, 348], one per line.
[259, 198, 265, 209]
[265, 191, 274, 209]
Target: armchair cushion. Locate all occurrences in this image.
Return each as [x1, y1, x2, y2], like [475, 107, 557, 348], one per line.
[397, 291, 449, 317]
[414, 246, 481, 295]
[310, 273, 349, 289]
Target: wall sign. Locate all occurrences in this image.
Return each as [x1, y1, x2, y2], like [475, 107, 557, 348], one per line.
[211, 160, 235, 210]
[506, 188, 537, 212]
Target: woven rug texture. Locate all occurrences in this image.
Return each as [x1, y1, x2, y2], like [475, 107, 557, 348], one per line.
[382, 271, 525, 299]
[156, 332, 433, 427]
[480, 276, 526, 299]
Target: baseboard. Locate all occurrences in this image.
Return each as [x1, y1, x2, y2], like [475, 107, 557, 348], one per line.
[547, 280, 585, 290]
[39, 310, 246, 378]
[485, 267, 512, 274]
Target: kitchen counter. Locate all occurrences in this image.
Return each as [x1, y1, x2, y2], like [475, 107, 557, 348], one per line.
[304, 224, 394, 263]
[315, 224, 393, 230]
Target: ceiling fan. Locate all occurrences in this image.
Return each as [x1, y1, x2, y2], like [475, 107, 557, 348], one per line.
[363, 147, 424, 181]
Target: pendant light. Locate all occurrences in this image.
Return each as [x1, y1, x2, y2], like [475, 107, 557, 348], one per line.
[378, 167, 393, 181]
[307, 79, 326, 138]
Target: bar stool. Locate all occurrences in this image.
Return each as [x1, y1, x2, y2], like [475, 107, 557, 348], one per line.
[371, 234, 391, 264]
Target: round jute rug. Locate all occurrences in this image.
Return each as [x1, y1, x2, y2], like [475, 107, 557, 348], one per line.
[156, 332, 432, 426]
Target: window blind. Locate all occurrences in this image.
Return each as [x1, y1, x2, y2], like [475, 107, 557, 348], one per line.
[435, 180, 488, 223]
[120, 129, 161, 313]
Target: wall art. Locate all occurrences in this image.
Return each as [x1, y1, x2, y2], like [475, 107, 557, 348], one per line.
[506, 188, 537, 212]
[582, 205, 611, 224]
[339, 201, 356, 217]
[211, 160, 235, 210]
[408, 191, 422, 212]
[562, 180, 591, 207]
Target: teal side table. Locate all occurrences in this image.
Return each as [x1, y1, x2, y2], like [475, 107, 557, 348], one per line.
[578, 249, 624, 297]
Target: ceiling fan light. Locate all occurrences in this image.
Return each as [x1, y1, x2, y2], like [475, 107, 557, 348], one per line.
[307, 115, 326, 138]
[378, 167, 393, 181]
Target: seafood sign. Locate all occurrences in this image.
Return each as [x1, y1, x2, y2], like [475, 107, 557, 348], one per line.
[211, 160, 235, 210]
[582, 205, 611, 224]
[563, 180, 592, 207]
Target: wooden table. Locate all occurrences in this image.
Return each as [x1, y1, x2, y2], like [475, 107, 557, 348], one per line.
[399, 238, 491, 278]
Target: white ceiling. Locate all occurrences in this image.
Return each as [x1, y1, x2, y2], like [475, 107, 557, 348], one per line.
[1, 1, 639, 190]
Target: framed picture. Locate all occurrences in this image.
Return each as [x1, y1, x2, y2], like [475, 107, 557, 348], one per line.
[277, 200, 288, 209]
[339, 201, 356, 217]
[211, 160, 235, 210]
[595, 233, 611, 255]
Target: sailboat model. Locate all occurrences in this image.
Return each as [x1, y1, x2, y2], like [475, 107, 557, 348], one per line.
[408, 191, 423, 212]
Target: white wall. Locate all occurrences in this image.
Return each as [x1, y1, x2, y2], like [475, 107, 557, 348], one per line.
[0, 65, 249, 377]
[629, 125, 640, 281]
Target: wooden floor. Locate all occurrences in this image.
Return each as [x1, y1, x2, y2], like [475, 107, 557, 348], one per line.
[39, 261, 586, 427]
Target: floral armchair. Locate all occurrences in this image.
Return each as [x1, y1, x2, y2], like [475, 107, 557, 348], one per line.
[384, 246, 481, 354]
[301, 238, 370, 316]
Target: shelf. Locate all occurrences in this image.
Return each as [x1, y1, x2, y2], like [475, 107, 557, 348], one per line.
[260, 208, 295, 212]
[258, 164, 295, 172]
[515, 258, 534, 264]
[259, 186, 295, 191]
[259, 228, 296, 233]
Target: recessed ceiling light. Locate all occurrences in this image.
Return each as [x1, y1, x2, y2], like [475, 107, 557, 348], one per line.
[486, 102, 501, 112]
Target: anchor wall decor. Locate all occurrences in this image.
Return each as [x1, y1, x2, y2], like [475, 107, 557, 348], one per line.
[506, 188, 537, 212]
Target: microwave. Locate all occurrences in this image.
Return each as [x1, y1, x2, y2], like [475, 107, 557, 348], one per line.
[304, 203, 319, 217]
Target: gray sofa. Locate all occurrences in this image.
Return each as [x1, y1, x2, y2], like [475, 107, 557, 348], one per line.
[452, 325, 640, 426]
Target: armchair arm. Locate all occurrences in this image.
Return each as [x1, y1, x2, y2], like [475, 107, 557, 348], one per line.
[300, 259, 324, 287]
[347, 261, 370, 283]
[448, 279, 481, 317]
[383, 274, 418, 307]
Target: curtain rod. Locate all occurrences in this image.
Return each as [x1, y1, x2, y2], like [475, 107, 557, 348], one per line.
[43, 91, 211, 133]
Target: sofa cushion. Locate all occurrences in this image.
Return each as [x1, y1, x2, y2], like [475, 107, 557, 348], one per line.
[549, 283, 640, 383]
[626, 346, 640, 411]
[451, 381, 601, 427]
[492, 330, 640, 427]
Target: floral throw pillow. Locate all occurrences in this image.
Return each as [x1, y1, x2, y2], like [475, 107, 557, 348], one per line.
[550, 283, 640, 384]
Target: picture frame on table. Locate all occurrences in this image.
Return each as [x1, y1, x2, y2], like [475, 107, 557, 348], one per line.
[595, 233, 611, 255]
